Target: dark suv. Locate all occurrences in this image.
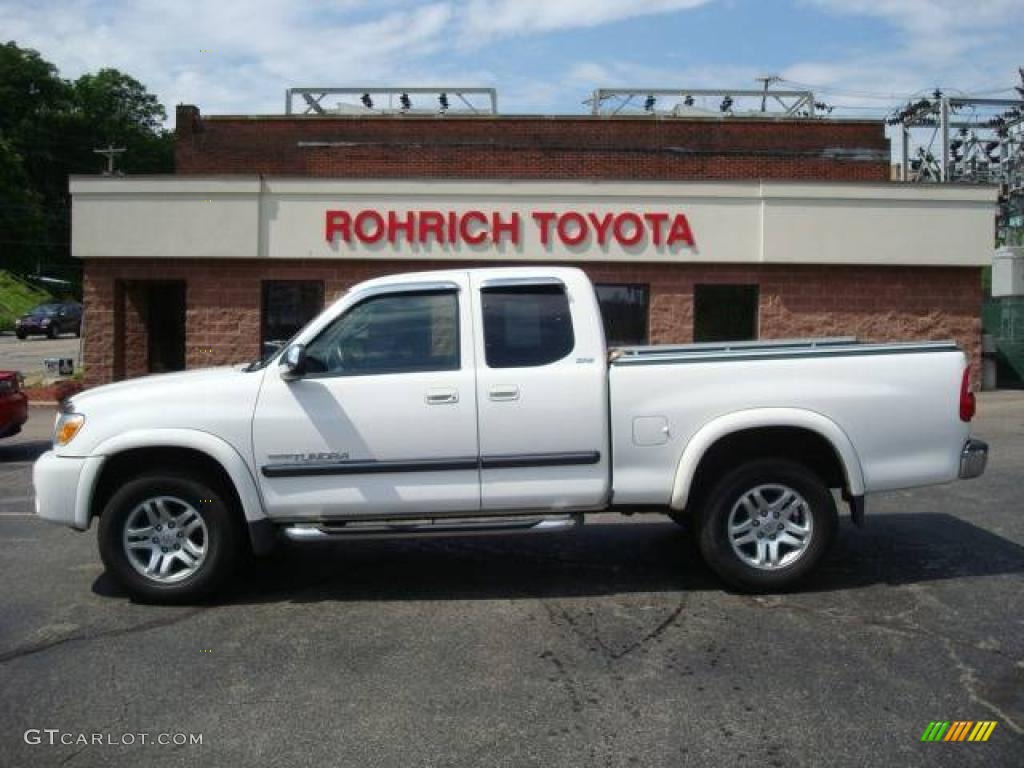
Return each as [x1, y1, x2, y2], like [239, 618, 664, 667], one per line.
[15, 302, 82, 339]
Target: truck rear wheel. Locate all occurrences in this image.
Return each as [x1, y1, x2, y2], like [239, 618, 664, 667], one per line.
[98, 473, 241, 603]
[697, 459, 836, 592]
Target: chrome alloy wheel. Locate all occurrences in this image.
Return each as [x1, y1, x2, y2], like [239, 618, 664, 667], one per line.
[122, 496, 208, 583]
[727, 484, 814, 570]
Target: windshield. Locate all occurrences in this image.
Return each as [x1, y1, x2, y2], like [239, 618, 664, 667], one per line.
[28, 304, 62, 316]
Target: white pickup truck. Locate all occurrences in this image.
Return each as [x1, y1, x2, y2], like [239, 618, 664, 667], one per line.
[33, 267, 987, 602]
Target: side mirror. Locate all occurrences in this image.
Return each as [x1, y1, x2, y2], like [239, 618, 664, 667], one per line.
[280, 344, 307, 381]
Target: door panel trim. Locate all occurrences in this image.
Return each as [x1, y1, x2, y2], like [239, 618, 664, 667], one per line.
[480, 451, 601, 469]
[262, 457, 478, 478]
[261, 451, 601, 477]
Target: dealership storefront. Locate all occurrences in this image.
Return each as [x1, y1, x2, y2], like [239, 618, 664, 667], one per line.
[70, 176, 994, 387]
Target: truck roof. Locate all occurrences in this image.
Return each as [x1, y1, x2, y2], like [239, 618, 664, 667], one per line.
[347, 265, 589, 293]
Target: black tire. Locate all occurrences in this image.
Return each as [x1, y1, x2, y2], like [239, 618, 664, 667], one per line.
[98, 472, 242, 603]
[46, 325, 57, 339]
[697, 459, 837, 592]
[15, 331, 26, 340]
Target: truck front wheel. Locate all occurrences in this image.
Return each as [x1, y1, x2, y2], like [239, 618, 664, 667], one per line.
[697, 459, 837, 592]
[98, 473, 241, 603]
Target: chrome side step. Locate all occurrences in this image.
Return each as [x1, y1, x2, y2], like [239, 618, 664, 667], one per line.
[281, 513, 582, 542]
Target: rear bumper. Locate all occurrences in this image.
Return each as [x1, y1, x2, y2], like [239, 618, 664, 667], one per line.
[959, 439, 988, 479]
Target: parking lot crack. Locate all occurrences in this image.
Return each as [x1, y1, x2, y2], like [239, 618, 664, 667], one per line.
[0, 607, 208, 665]
[942, 637, 1023, 735]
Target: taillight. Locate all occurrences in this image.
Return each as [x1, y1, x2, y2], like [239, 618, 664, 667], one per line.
[959, 367, 976, 422]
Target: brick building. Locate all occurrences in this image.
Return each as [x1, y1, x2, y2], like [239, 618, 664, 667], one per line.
[73, 106, 994, 387]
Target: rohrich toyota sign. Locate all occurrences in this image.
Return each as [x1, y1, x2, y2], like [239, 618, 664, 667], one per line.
[69, 177, 995, 266]
[325, 209, 697, 248]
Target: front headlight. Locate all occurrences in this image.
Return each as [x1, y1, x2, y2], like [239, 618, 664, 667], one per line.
[54, 413, 86, 446]
[40, 318, 51, 326]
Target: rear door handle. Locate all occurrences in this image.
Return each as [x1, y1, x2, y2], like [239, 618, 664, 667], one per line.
[488, 385, 520, 402]
[425, 388, 459, 405]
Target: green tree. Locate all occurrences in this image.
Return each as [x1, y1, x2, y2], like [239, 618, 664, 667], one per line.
[71, 68, 173, 174]
[0, 42, 71, 274]
[0, 42, 173, 283]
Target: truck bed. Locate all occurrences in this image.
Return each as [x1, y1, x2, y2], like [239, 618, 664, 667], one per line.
[607, 336, 969, 507]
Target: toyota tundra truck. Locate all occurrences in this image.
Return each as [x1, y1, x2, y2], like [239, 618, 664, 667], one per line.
[32, 267, 988, 602]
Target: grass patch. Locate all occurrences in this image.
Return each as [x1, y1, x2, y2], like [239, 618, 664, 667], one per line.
[0, 271, 53, 332]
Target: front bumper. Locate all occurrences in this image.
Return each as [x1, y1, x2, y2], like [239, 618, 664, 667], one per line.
[959, 438, 988, 479]
[33, 450, 90, 529]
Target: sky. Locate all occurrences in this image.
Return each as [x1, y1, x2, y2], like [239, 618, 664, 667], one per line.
[2, 0, 1022, 122]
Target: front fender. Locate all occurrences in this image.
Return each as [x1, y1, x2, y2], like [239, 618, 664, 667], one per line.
[75, 429, 267, 528]
[668, 408, 865, 510]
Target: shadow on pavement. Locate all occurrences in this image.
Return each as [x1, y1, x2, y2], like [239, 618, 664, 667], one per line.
[91, 513, 1024, 605]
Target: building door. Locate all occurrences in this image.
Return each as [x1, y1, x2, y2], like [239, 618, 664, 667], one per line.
[147, 282, 186, 373]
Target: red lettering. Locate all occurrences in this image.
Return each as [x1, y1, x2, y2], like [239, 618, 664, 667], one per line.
[325, 210, 351, 242]
[419, 211, 445, 243]
[387, 210, 415, 244]
[667, 213, 696, 247]
[532, 211, 557, 246]
[354, 210, 385, 243]
[613, 212, 644, 246]
[587, 212, 614, 246]
[557, 211, 587, 245]
[643, 212, 669, 246]
[491, 212, 520, 245]
[459, 210, 488, 245]
[448, 211, 459, 244]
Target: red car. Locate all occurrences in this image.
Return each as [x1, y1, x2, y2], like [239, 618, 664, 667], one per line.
[0, 372, 28, 438]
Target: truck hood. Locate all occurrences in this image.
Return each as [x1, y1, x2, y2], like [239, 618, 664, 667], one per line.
[67, 365, 252, 411]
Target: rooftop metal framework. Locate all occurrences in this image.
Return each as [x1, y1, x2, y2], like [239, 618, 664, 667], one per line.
[889, 86, 1024, 243]
[589, 87, 819, 117]
[891, 95, 1024, 184]
[285, 87, 498, 116]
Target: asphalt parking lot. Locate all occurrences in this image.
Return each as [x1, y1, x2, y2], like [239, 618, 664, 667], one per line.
[0, 396, 1021, 767]
[0, 333, 82, 377]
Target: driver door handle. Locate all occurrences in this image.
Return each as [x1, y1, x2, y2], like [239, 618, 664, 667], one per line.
[425, 388, 459, 405]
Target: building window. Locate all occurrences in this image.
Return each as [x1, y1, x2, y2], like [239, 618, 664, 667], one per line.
[482, 283, 574, 368]
[261, 281, 324, 357]
[305, 290, 459, 376]
[693, 284, 759, 342]
[595, 283, 649, 346]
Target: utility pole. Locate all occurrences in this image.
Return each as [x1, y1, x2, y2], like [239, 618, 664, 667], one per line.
[755, 75, 781, 112]
[93, 145, 126, 175]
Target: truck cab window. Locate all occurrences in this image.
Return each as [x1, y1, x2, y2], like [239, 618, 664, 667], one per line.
[482, 284, 574, 367]
[304, 290, 459, 375]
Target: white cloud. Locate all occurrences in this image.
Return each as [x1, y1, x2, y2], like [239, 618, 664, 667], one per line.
[460, 0, 712, 39]
[3, 0, 1018, 123]
[1, 0, 721, 116]
[773, 0, 1024, 116]
[801, 0, 1022, 74]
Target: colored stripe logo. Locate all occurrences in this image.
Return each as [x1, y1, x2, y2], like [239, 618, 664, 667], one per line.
[921, 721, 997, 742]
